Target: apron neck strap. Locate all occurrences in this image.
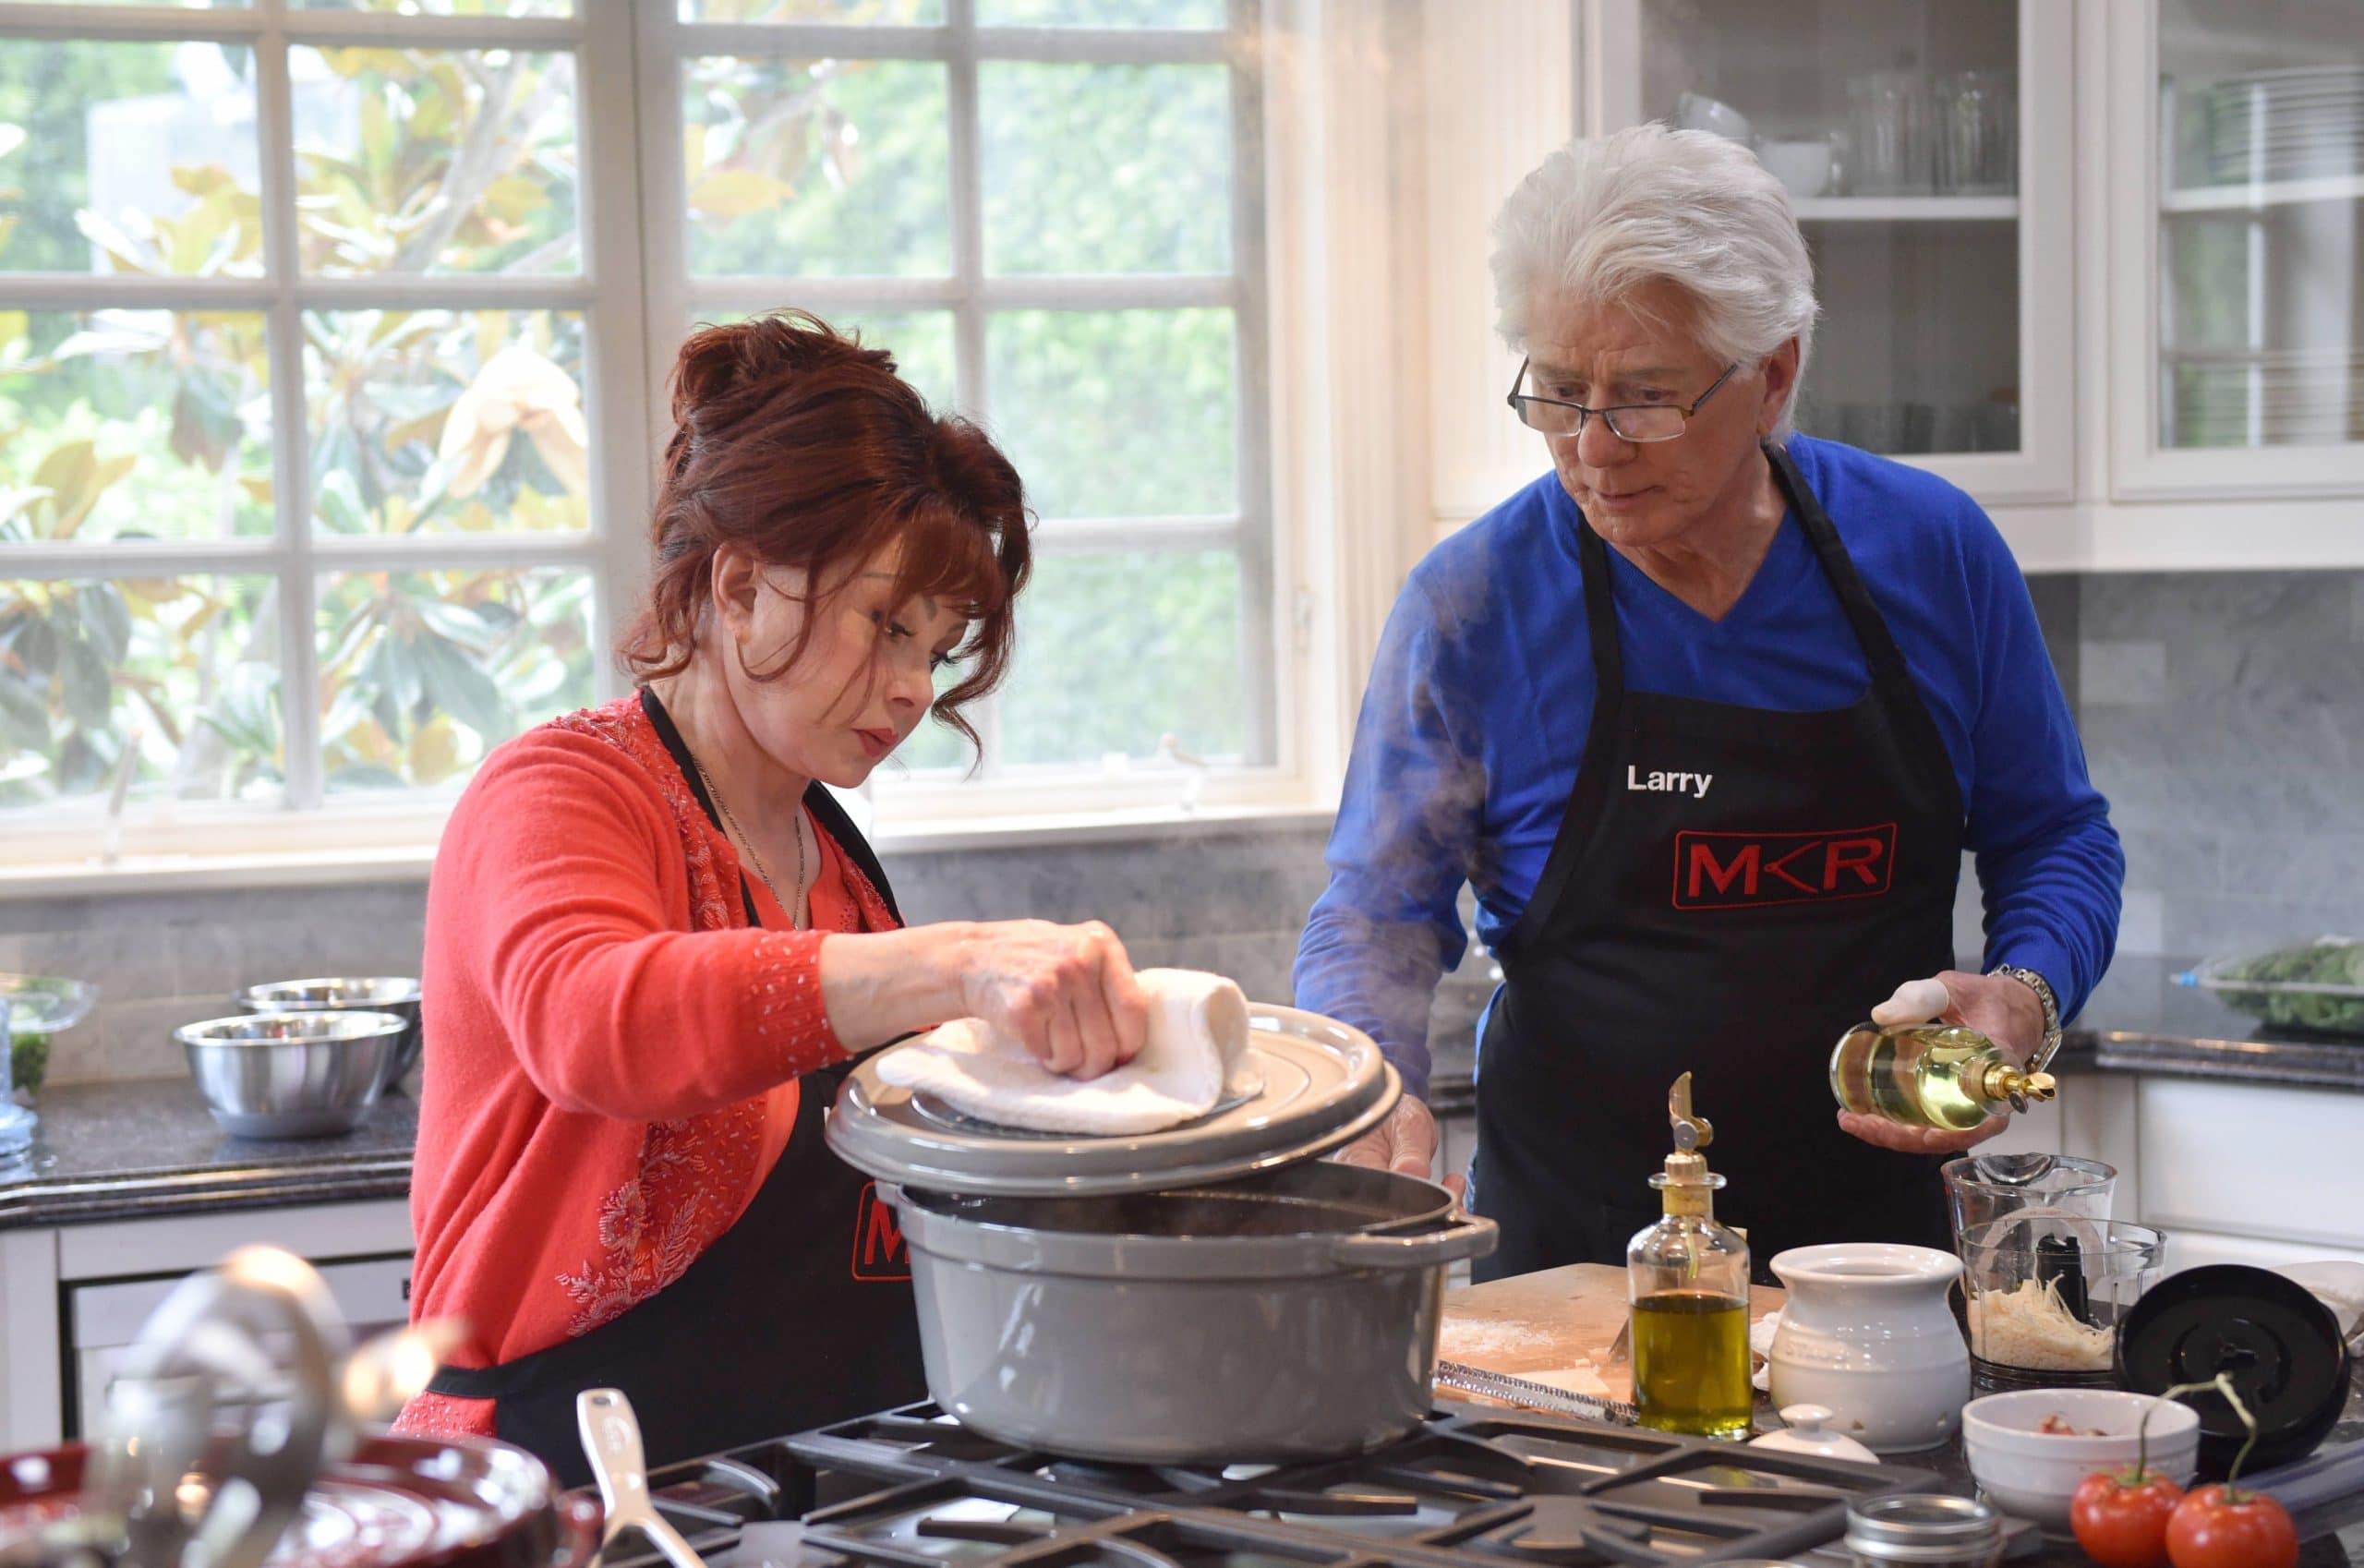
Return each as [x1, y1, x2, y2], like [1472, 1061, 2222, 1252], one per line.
[1762, 440, 1921, 696]
[1573, 442, 1920, 703]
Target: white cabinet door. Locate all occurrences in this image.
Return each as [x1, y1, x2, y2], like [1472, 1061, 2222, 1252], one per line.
[2105, 0, 2364, 506]
[1583, 0, 2076, 506]
[2137, 1078, 2364, 1253]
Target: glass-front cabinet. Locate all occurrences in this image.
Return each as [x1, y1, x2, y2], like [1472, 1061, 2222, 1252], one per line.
[2110, 0, 2364, 499]
[1587, 0, 2074, 503]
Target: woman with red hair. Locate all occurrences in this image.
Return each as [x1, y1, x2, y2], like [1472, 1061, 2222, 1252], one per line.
[396, 312, 1146, 1483]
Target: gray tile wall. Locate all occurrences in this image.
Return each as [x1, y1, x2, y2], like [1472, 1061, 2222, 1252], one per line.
[2061, 570, 2364, 960]
[5, 827, 1337, 1087]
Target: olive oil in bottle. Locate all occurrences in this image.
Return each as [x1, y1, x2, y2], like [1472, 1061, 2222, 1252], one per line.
[1631, 1291, 1753, 1436]
[1626, 1072, 1752, 1440]
[1828, 1023, 2056, 1132]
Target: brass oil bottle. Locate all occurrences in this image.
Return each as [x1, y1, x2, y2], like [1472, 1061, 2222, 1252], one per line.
[1828, 1022, 2056, 1131]
[1626, 1072, 1751, 1439]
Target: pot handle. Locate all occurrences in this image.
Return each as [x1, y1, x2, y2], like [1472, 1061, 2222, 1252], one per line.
[1330, 1212, 1499, 1271]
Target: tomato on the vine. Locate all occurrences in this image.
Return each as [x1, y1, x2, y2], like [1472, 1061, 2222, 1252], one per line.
[2164, 1484, 2298, 1568]
[2070, 1467, 2184, 1568]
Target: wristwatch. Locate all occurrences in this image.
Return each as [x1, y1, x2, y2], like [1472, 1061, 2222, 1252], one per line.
[1989, 964, 2062, 1073]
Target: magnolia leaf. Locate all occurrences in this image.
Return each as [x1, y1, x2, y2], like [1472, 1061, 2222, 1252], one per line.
[413, 632, 508, 742]
[0, 311, 24, 351]
[0, 125, 23, 162]
[238, 475, 274, 506]
[79, 585, 131, 665]
[524, 410, 590, 499]
[57, 634, 113, 731]
[406, 713, 462, 786]
[689, 168, 795, 220]
[31, 440, 98, 538]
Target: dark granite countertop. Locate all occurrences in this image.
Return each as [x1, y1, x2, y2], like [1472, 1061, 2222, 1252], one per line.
[0, 1078, 416, 1229]
[1425, 953, 2364, 1109]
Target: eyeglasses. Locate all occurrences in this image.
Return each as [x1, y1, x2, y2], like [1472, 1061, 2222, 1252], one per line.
[1506, 358, 1742, 442]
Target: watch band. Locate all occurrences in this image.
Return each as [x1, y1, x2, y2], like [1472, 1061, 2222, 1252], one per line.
[1990, 964, 2062, 1073]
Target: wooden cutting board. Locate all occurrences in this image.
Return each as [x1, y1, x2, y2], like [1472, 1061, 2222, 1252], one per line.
[1438, 1262, 1786, 1404]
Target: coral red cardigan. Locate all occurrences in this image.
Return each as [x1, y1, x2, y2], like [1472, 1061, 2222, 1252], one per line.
[393, 695, 897, 1441]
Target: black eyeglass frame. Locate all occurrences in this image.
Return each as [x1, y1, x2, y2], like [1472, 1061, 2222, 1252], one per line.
[1505, 357, 1743, 442]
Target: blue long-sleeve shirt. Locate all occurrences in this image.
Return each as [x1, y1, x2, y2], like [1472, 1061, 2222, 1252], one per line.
[1294, 437, 2124, 1102]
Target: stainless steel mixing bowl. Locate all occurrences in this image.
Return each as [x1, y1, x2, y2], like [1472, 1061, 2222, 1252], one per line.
[176, 1010, 407, 1138]
[234, 977, 422, 1092]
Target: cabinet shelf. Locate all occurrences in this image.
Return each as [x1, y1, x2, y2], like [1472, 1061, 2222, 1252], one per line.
[2161, 173, 2364, 213]
[1791, 195, 2020, 222]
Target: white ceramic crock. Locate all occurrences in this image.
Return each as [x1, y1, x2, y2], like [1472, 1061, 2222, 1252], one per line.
[1767, 1242, 1971, 1453]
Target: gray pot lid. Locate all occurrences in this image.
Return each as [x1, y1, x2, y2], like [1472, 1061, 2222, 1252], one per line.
[826, 1001, 1398, 1197]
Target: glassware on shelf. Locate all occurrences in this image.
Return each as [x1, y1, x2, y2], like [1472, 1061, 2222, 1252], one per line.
[1934, 68, 2017, 195]
[1844, 70, 1935, 196]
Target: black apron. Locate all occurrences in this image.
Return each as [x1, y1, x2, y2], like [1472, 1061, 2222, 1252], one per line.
[425, 689, 925, 1486]
[1470, 443, 1960, 1284]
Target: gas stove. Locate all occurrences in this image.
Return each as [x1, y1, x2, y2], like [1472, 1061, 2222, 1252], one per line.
[594, 1400, 1943, 1568]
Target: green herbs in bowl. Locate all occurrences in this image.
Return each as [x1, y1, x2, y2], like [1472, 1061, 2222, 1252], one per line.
[2183, 936, 2364, 1037]
[0, 975, 99, 1101]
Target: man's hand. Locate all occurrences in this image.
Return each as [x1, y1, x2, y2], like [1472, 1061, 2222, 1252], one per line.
[1334, 1095, 1467, 1203]
[1836, 970, 2046, 1155]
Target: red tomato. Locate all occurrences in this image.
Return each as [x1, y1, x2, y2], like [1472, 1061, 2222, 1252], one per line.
[2070, 1468, 2184, 1568]
[2165, 1485, 2299, 1568]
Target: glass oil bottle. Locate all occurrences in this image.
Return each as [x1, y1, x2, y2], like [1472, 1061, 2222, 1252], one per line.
[1627, 1071, 1751, 1439]
[1828, 1022, 2056, 1132]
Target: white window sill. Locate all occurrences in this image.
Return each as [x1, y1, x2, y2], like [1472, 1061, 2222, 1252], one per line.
[0, 800, 1337, 900]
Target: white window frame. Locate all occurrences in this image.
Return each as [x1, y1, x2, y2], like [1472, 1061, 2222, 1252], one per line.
[0, 0, 1417, 892]
[0, 0, 655, 874]
[633, 0, 1310, 830]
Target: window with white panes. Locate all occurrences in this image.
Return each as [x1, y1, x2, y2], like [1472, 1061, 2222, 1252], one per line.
[636, 0, 1279, 797]
[1, 0, 1284, 865]
[0, 2, 626, 860]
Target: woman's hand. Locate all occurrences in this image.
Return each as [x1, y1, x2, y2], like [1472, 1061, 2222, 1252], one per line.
[951, 920, 1151, 1080]
[1836, 969, 2044, 1155]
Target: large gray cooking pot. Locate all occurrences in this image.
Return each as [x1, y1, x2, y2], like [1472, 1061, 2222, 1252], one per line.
[890, 1160, 1497, 1463]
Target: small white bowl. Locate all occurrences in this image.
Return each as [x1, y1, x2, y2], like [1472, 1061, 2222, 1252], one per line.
[1961, 1389, 2201, 1533]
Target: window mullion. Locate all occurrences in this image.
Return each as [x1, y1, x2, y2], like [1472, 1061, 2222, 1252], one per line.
[944, 0, 995, 784]
[254, 12, 320, 814]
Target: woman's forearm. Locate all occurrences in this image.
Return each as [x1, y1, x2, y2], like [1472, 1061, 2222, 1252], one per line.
[817, 923, 978, 1052]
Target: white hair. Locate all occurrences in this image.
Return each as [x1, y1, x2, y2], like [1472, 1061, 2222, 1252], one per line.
[1490, 124, 1818, 437]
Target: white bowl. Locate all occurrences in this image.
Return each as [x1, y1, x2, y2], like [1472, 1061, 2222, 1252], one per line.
[1961, 1389, 2201, 1532]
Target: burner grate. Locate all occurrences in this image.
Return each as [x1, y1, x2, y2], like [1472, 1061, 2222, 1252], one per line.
[600, 1401, 1940, 1568]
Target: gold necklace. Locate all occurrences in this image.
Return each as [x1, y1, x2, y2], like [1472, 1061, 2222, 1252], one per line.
[686, 751, 807, 930]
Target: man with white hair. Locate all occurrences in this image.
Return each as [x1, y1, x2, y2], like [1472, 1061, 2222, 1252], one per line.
[1297, 124, 2123, 1278]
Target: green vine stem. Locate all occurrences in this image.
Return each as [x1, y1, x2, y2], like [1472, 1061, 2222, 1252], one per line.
[2158, 1372, 2262, 1502]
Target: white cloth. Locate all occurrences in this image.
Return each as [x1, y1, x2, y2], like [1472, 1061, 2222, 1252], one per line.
[874, 969, 1260, 1135]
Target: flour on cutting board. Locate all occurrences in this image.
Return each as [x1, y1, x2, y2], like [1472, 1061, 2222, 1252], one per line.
[1437, 1319, 1556, 1360]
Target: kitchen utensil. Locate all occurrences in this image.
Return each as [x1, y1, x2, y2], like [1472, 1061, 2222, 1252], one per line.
[1842, 1493, 2004, 1566]
[2249, 1437, 2364, 1525]
[2179, 936, 2364, 1036]
[578, 1389, 713, 1568]
[1767, 1243, 1970, 1453]
[1760, 138, 1835, 199]
[1671, 90, 1753, 144]
[1752, 1403, 1879, 1465]
[86, 1245, 346, 1568]
[235, 977, 424, 1092]
[1943, 1152, 2116, 1237]
[1844, 70, 1934, 196]
[1958, 1218, 2162, 1392]
[0, 1437, 597, 1568]
[1432, 1358, 1637, 1424]
[177, 1010, 405, 1138]
[2116, 1263, 2349, 1476]
[1933, 68, 2016, 194]
[0, 999, 28, 1165]
[1960, 1388, 2201, 1532]
[891, 1160, 1496, 1462]
[829, 1000, 1393, 1197]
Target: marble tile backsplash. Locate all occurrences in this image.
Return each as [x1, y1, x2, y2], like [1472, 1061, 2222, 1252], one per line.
[2, 826, 1336, 1087]
[10, 569, 2360, 1083]
[2035, 569, 2364, 961]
